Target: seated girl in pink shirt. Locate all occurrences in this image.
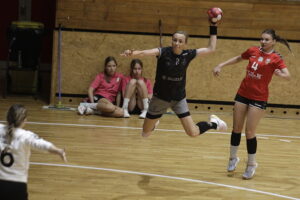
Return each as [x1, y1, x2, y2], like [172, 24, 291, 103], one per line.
[77, 56, 125, 118]
[122, 59, 153, 119]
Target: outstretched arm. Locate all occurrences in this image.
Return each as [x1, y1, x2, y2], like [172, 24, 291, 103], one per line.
[120, 48, 160, 57]
[274, 68, 291, 80]
[196, 24, 218, 57]
[48, 145, 67, 162]
[213, 55, 243, 76]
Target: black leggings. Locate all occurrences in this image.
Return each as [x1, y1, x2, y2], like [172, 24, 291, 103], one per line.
[0, 179, 28, 200]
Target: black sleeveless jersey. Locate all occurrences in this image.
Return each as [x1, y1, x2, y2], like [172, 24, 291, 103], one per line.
[153, 47, 197, 101]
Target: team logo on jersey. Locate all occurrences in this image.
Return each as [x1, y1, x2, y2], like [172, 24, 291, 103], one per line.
[265, 59, 271, 64]
[258, 57, 264, 62]
[116, 77, 120, 82]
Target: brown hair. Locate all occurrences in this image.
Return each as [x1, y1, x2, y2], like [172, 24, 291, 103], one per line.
[5, 104, 27, 145]
[130, 59, 143, 78]
[103, 56, 118, 76]
[262, 29, 292, 52]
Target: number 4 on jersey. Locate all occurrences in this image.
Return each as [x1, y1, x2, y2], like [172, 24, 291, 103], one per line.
[251, 62, 259, 71]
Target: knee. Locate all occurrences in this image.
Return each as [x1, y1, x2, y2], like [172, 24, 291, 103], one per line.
[129, 79, 137, 86]
[245, 129, 255, 138]
[186, 131, 199, 137]
[136, 79, 145, 87]
[99, 104, 115, 113]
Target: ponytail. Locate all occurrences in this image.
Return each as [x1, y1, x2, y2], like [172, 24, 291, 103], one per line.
[262, 29, 292, 52]
[275, 35, 292, 52]
[5, 104, 27, 145]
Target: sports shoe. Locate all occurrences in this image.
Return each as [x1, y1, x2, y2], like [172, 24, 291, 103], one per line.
[123, 109, 130, 118]
[139, 110, 147, 119]
[227, 157, 240, 172]
[210, 115, 227, 131]
[77, 105, 87, 115]
[85, 107, 95, 115]
[242, 163, 258, 180]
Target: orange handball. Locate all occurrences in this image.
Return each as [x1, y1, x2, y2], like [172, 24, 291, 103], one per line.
[207, 7, 223, 24]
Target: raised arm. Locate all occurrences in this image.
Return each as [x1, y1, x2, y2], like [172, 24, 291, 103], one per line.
[196, 25, 217, 57]
[120, 48, 160, 57]
[213, 55, 243, 76]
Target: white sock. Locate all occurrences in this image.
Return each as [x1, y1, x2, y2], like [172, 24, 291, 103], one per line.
[230, 145, 239, 159]
[247, 154, 256, 165]
[142, 98, 149, 111]
[122, 98, 130, 109]
[87, 103, 98, 110]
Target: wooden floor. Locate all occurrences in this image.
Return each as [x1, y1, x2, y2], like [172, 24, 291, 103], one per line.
[0, 96, 299, 200]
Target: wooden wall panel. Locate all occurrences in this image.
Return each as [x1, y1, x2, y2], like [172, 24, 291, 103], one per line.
[55, 0, 300, 40]
[50, 31, 299, 106]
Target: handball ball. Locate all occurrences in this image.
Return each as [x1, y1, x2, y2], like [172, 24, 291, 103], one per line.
[207, 7, 223, 23]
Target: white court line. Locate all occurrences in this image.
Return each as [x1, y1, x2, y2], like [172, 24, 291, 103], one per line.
[1, 120, 297, 139]
[30, 162, 300, 200]
[1, 120, 299, 139]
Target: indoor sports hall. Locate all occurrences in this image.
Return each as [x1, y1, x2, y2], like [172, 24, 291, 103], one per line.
[0, 0, 299, 200]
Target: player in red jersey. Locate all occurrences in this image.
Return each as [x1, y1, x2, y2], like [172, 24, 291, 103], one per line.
[213, 29, 291, 179]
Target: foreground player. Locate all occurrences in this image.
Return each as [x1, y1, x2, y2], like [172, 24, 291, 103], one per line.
[121, 21, 227, 138]
[0, 104, 66, 199]
[213, 29, 291, 179]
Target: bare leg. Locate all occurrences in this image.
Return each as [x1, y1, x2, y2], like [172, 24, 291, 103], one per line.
[97, 98, 124, 118]
[179, 116, 200, 137]
[123, 79, 137, 117]
[136, 79, 149, 118]
[142, 117, 160, 138]
[233, 102, 248, 133]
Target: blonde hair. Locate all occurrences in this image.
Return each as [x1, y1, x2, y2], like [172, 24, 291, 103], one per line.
[5, 104, 27, 145]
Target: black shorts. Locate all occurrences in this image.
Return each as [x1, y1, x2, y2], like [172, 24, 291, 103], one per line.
[93, 94, 105, 103]
[234, 94, 267, 110]
[0, 179, 28, 200]
[130, 106, 141, 114]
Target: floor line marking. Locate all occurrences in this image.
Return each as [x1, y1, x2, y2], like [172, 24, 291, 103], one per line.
[1, 120, 299, 139]
[18, 121, 300, 139]
[30, 162, 300, 200]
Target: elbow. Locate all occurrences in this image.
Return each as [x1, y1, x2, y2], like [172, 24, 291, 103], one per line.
[285, 74, 291, 81]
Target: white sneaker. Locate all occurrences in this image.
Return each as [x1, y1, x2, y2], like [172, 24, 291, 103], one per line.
[242, 163, 258, 180]
[85, 107, 95, 115]
[139, 110, 147, 119]
[210, 115, 227, 131]
[123, 109, 130, 118]
[227, 157, 240, 172]
[77, 105, 87, 115]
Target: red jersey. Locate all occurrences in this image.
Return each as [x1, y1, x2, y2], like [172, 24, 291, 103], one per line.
[90, 72, 123, 103]
[237, 46, 287, 101]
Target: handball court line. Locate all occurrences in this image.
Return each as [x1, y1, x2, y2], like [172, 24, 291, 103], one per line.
[30, 162, 299, 200]
[0, 120, 297, 140]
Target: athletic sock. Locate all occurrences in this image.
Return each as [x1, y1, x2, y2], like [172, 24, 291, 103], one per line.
[87, 103, 98, 110]
[196, 121, 216, 134]
[229, 132, 241, 159]
[142, 98, 149, 111]
[122, 98, 130, 109]
[246, 137, 257, 165]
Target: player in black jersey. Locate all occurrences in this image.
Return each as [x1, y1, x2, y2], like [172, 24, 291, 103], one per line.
[121, 22, 227, 138]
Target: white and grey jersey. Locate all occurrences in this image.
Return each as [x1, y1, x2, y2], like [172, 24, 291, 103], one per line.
[154, 47, 197, 102]
[0, 124, 53, 183]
